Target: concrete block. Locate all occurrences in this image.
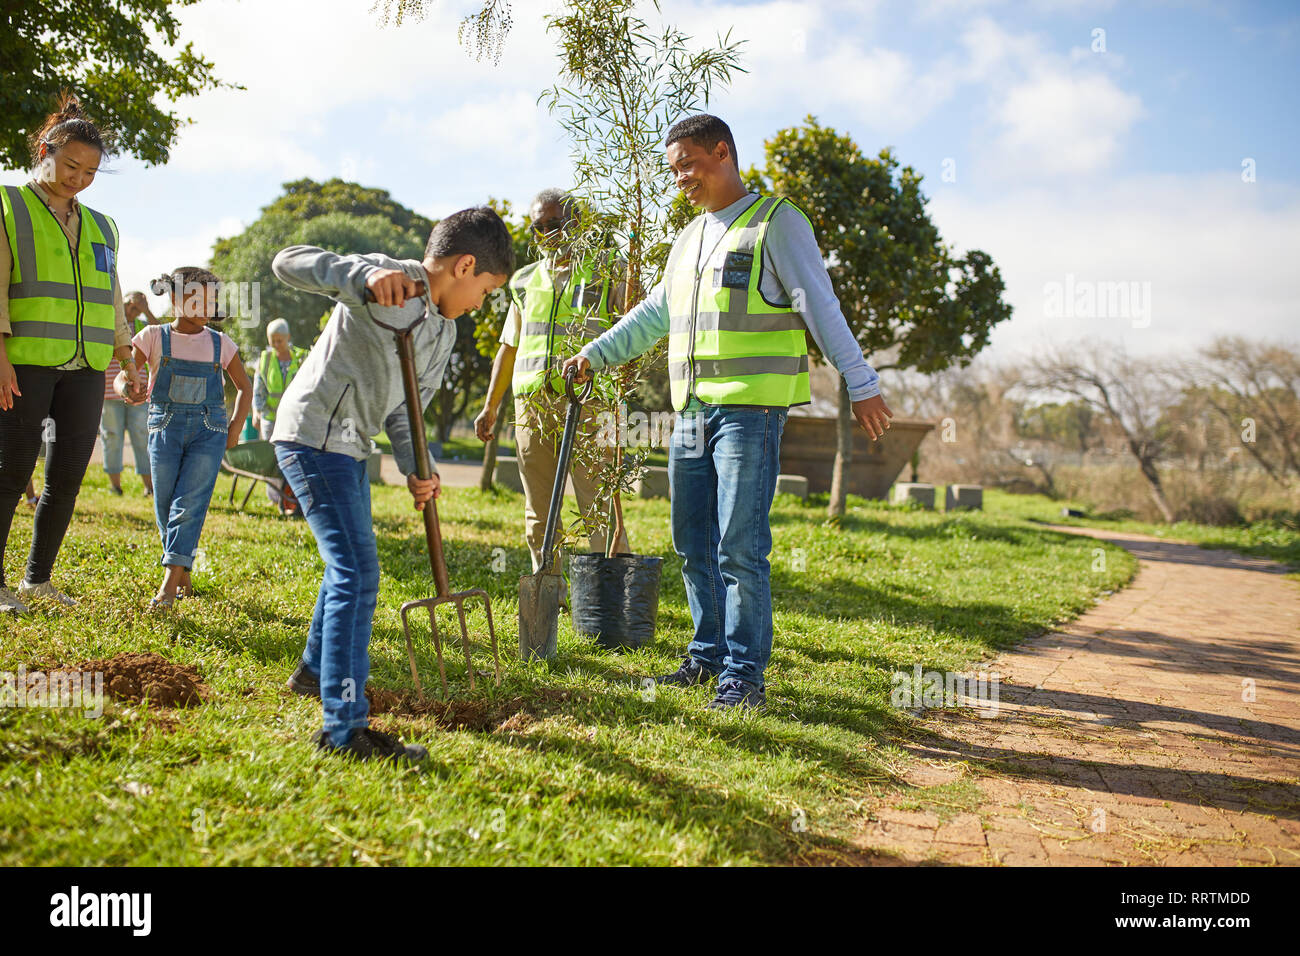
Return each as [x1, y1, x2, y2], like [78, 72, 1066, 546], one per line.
[493, 455, 524, 494]
[774, 473, 809, 499]
[631, 465, 671, 499]
[892, 482, 936, 509]
[945, 484, 983, 511]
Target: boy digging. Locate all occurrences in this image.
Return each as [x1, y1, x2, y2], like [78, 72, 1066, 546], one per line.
[270, 207, 514, 763]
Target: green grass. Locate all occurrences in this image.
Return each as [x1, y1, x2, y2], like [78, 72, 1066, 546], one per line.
[983, 487, 1300, 569]
[0, 471, 1147, 865]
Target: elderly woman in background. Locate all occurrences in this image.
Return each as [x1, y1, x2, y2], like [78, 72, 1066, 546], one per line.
[252, 318, 307, 510]
[253, 319, 307, 440]
[99, 291, 156, 496]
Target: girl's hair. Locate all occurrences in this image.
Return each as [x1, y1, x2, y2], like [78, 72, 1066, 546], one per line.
[265, 318, 291, 342]
[152, 267, 225, 321]
[29, 93, 117, 168]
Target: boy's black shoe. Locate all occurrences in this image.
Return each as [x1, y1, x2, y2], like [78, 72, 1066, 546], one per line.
[286, 661, 320, 698]
[707, 678, 766, 711]
[315, 727, 428, 764]
[656, 656, 711, 686]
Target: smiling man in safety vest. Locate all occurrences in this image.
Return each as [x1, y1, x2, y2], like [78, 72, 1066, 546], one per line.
[564, 114, 893, 711]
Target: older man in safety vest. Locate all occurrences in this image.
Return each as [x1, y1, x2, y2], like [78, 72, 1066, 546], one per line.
[476, 188, 630, 572]
[564, 114, 893, 710]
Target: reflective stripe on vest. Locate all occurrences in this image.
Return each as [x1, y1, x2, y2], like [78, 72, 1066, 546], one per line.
[509, 257, 612, 395]
[665, 195, 811, 411]
[258, 346, 306, 417]
[1, 184, 118, 370]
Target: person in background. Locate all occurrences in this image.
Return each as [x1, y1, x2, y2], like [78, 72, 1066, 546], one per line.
[252, 318, 308, 509]
[252, 318, 307, 440]
[474, 188, 630, 572]
[99, 291, 156, 496]
[0, 95, 145, 616]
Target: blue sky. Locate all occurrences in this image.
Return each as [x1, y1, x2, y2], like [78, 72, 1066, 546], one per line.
[7, 0, 1297, 363]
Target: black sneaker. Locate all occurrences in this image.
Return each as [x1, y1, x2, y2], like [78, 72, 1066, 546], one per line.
[656, 656, 711, 687]
[707, 678, 766, 711]
[286, 660, 321, 698]
[315, 727, 428, 764]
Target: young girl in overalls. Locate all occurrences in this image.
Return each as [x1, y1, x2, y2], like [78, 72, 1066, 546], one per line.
[117, 268, 252, 610]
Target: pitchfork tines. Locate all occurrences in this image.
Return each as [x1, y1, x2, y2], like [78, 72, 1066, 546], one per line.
[400, 584, 500, 701]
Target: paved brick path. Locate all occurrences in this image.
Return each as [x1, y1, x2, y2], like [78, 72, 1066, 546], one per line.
[856, 526, 1300, 866]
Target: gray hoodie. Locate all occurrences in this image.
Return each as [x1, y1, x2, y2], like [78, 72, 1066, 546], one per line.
[269, 245, 455, 476]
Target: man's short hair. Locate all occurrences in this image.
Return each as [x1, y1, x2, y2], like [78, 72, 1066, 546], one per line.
[425, 206, 516, 276]
[666, 114, 738, 169]
[531, 187, 578, 220]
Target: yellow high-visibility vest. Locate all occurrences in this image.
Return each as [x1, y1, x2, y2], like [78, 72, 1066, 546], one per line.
[1, 184, 118, 370]
[257, 345, 307, 418]
[509, 256, 612, 395]
[665, 195, 811, 411]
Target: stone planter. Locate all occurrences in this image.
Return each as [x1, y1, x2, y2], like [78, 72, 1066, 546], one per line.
[779, 415, 935, 499]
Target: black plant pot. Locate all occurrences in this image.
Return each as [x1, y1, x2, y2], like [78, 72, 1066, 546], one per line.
[569, 552, 663, 650]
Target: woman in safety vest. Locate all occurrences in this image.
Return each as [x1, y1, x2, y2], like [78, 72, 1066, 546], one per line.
[0, 96, 145, 616]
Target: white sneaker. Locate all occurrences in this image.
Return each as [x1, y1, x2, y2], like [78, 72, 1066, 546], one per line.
[18, 579, 76, 607]
[0, 586, 31, 615]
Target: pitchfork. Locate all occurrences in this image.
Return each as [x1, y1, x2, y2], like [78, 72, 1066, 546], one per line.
[366, 284, 501, 700]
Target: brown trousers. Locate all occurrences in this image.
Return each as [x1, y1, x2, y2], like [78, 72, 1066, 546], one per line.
[514, 388, 630, 572]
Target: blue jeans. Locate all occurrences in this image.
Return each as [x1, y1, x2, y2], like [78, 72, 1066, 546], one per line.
[100, 398, 150, 477]
[274, 441, 378, 746]
[148, 404, 226, 568]
[668, 397, 787, 687]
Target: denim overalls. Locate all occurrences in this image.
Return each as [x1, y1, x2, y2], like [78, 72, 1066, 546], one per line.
[147, 325, 228, 569]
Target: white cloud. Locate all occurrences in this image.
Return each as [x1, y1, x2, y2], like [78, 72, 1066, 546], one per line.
[928, 173, 1300, 361]
[990, 68, 1143, 177]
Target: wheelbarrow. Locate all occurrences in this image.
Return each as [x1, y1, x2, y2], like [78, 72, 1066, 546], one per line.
[221, 439, 295, 516]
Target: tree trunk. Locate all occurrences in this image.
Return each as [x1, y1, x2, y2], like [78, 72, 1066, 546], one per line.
[479, 388, 512, 491]
[1134, 450, 1176, 523]
[436, 386, 455, 443]
[828, 379, 852, 520]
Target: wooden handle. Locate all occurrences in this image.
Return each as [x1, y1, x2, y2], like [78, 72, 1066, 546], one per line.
[394, 327, 450, 598]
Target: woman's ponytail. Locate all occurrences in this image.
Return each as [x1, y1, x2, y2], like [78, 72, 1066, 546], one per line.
[29, 92, 117, 170]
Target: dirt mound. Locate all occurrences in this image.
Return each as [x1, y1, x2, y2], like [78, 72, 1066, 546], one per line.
[365, 686, 575, 733]
[77, 652, 209, 708]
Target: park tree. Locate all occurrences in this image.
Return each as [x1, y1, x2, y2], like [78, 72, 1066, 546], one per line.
[1194, 336, 1300, 489]
[210, 178, 433, 353]
[1, 0, 233, 170]
[1025, 342, 1179, 523]
[212, 178, 494, 440]
[752, 116, 1013, 518]
[536, 0, 744, 554]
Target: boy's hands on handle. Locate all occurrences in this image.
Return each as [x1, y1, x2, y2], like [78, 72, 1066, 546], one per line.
[853, 394, 894, 441]
[365, 269, 427, 308]
[0, 353, 22, 410]
[408, 472, 441, 511]
[560, 354, 592, 385]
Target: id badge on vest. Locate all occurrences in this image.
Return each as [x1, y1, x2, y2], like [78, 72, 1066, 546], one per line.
[716, 250, 754, 290]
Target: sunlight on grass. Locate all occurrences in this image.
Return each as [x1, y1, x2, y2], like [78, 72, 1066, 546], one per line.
[0, 468, 1139, 865]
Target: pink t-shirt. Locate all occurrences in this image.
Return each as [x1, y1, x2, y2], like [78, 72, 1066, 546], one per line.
[132, 324, 239, 400]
